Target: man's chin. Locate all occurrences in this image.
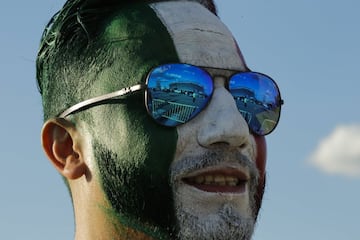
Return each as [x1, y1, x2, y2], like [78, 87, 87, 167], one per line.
[173, 183, 257, 240]
[174, 201, 255, 240]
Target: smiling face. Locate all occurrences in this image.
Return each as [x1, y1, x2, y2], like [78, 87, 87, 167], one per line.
[84, 1, 266, 239]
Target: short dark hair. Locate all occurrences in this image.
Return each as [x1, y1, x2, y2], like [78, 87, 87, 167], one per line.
[36, 0, 217, 121]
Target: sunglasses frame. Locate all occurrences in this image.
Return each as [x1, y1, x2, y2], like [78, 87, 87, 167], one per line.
[58, 63, 283, 136]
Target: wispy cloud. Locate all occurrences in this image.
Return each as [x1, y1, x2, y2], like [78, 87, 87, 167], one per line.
[309, 124, 360, 178]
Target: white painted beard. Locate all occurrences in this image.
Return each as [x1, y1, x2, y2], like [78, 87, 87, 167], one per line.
[174, 201, 256, 240]
[170, 150, 259, 240]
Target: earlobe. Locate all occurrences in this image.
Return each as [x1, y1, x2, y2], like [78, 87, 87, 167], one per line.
[41, 118, 87, 180]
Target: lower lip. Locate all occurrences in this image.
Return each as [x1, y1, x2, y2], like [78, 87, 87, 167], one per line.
[184, 181, 247, 194]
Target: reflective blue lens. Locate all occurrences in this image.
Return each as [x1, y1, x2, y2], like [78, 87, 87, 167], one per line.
[229, 72, 281, 135]
[146, 63, 213, 127]
[145, 63, 282, 135]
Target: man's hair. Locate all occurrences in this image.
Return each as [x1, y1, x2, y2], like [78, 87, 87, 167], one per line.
[36, 0, 217, 121]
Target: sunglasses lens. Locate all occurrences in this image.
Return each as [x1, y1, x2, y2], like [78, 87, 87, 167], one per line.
[229, 72, 282, 135]
[146, 64, 213, 127]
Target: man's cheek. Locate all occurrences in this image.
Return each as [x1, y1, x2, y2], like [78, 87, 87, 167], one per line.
[96, 103, 179, 237]
[130, 109, 179, 231]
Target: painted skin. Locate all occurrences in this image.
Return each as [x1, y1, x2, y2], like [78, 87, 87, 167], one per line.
[90, 2, 266, 239]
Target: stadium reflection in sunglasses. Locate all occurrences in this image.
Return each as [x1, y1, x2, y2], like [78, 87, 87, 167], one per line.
[59, 63, 284, 136]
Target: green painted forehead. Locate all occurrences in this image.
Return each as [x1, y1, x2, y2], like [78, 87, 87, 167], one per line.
[93, 4, 179, 93]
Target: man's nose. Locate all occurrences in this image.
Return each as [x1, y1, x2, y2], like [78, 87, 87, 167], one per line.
[197, 78, 250, 148]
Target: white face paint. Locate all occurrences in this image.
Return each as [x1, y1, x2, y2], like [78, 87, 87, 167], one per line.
[152, 2, 259, 239]
[151, 1, 247, 70]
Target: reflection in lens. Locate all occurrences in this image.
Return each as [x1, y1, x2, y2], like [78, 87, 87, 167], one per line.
[229, 72, 281, 135]
[146, 64, 213, 127]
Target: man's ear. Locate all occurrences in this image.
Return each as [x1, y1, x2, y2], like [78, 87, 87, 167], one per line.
[41, 118, 87, 180]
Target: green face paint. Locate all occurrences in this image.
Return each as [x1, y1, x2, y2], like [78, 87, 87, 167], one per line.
[88, 4, 180, 239]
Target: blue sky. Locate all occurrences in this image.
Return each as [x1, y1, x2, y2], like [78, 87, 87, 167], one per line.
[1, 0, 359, 239]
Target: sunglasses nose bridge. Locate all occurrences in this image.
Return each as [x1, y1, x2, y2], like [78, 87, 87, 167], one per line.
[196, 84, 250, 148]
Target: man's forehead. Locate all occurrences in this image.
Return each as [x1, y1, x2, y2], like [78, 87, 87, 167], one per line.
[150, 1, 247, 71]
[101, 1, 245, 68]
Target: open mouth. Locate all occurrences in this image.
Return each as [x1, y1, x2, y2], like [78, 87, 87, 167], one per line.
[182, 169, 249, 193]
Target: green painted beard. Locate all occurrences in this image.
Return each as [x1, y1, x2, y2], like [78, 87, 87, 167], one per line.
[93, 93, 178, 239]
[90, 5, 180, 237]
[76, 3, 188, 238]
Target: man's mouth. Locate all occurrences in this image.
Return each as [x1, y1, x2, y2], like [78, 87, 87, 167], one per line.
[182, 169, 249, 193]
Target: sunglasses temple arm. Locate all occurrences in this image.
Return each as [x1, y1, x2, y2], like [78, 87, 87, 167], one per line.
[58, 84, 145, 118]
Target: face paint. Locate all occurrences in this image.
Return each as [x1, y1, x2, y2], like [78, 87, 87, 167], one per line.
[151, 2, 264, 239]
[150, 1, 247, 70]
[84, 1, 265, 239]
[89, 4, 180, 238]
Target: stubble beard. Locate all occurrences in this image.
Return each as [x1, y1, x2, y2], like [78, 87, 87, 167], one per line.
[175, 203, 255, 240]
[170, 150, 259, 240]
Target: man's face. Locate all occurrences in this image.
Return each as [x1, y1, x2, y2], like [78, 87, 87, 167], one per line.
[86, 2, 266, 239]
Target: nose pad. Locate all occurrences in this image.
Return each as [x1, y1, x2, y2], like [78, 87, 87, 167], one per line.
[197, 83, 250, 148]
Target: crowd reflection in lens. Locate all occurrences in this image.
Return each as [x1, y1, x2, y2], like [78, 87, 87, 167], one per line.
[146, 64, 281, 134]
[146, 64, 213, 127]
[229, 72, 281, 135]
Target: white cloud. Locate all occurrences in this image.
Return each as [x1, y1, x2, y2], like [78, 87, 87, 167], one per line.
[309, 124, 360, 178]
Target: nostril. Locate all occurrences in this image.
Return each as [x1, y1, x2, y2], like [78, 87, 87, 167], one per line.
[204, 141, 248, 150]
[205, 142, 248, 152]
[206, 142, 230, 148]
[239, 143, 247, 149]
[219, 142, 231, 147]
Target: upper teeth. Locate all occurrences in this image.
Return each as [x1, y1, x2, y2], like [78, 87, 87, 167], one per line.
[188, 175, 242, 186]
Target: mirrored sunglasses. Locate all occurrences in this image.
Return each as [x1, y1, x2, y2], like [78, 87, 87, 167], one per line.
[59, 63, 284, 136]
